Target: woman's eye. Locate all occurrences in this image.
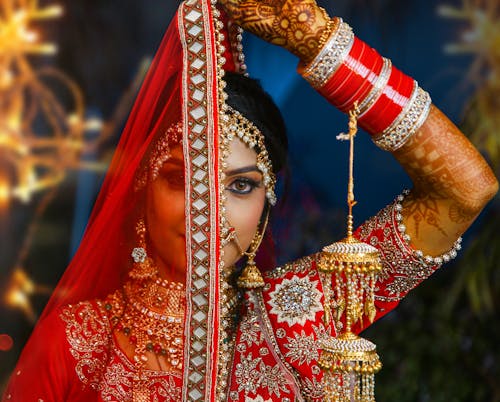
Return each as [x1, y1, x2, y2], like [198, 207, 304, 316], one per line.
[227, 178, 261, 195]
[160, 169, 184, 189]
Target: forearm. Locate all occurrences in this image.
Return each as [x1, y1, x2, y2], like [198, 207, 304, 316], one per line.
[293, 11, 498, 255]
[394, 105, 498, 255]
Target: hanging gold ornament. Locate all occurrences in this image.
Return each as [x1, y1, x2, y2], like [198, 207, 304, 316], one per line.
[237, 259, 265, 289]
[237, 209, 269, 289]
[318, 103, 383, 402]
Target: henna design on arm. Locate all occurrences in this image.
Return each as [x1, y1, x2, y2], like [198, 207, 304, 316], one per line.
[393, 105, 498, 255]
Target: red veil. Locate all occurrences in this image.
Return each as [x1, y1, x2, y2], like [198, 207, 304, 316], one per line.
[8, 0, 246, 400]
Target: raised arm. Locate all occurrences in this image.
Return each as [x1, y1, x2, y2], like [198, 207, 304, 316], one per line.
[219, 0, 498, 256]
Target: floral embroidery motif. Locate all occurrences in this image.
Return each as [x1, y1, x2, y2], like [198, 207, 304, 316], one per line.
[239, 311, 263, 347]
[235, 354, 261, 394]
[258, 363, 291, 397]
[284, 330, 320, 365]
[156, 376, 182, 401]
[60, 301, 111, 390]
[101, 362, 132, 400]
[299, 376, 324, 400]
[356, 202, 439, 302]
[234, 353, 290, 397]
[267, 276, 323, 327]
[61, 300, 182, 401]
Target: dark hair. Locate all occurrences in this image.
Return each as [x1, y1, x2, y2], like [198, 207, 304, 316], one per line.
[223, 72, 288, 174]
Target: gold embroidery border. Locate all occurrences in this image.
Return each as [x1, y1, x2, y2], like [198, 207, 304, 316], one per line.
[179, 0, 220, 399]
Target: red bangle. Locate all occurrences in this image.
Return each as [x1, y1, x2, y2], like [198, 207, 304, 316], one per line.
[299, 18, 432, 146]
[358, 66, 414, 134]
[319, 37, 383, 112]
[321, 38, 365, 102]
[338, 46, 383, 111]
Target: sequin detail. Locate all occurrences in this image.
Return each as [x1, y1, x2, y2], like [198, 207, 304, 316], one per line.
[60, 300, 182, 401]
[267, 276, 323, 327]
[356, 201, 441, 301]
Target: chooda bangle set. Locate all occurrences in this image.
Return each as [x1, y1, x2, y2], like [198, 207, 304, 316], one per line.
[300, 18, 432, 152]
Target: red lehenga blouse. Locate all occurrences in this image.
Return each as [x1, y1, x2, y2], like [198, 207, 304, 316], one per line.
[2, 0, 449, 401]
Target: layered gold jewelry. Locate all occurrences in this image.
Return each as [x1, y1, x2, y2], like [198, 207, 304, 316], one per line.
[109, 218, 186, 371]
[319, 104, 382, 402]
[105, 275, 185, 372]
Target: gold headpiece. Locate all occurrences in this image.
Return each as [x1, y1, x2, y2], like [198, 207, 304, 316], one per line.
[318, 103, 383, 401]
[221, 105, 277, 205]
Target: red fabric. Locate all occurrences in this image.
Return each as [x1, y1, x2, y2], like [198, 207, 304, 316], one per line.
[4, 0, 261, 399]
[226, 201, 442, 401]
[40, 14, 184, 314]
[3, 301, 182, 401]
[5, 12, 186, 399]
[3, 2, 439, 400]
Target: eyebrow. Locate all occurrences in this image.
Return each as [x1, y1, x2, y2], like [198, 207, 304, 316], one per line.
[225, 165, 260, 176]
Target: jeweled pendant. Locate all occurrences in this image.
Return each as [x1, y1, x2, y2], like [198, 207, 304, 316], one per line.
[237, 261, 264, 289]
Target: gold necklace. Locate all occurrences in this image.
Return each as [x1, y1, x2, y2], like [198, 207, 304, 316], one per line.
[105, 276, 185, 371]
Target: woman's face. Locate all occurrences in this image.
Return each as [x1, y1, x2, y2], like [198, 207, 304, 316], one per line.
[145, 137, 266, 283]
[221, 138, 267, 269]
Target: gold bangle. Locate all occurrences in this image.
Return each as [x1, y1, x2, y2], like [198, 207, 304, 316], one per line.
[317, 8, 337, 49]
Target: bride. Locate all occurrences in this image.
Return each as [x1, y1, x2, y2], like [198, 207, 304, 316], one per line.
[3, 0, 497, 400]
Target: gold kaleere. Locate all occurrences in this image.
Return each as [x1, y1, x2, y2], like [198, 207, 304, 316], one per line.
[318, 103, 383, 401]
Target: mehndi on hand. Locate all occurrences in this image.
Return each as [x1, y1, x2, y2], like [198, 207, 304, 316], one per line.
[218, 0, 331, 63]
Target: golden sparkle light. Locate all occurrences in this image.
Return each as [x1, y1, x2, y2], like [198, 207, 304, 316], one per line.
[4, 267, 53, 323]
[1, 1, 145, 323]
[0, 0, 104, 209]
[5, 268, 36, 323]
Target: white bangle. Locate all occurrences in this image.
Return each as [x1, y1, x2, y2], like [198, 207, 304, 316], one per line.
[373, 86, 432, 152]
[301, 19, 355, 89]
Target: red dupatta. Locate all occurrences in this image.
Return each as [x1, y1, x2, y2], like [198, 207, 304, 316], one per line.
[12, 0, 244, 400]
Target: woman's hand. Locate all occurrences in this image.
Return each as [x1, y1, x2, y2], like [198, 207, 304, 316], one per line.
[218, 0, 329, 63]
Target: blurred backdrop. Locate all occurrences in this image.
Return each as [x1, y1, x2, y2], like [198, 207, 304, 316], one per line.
[0, 0, 498, 400]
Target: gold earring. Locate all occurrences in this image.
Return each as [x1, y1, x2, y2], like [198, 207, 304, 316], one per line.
[129, 218, 158, 280]
[237, 211, 269, 289]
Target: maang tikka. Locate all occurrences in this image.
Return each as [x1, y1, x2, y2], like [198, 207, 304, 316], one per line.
[236, 209, 270, 289]
[129, 218, 158, 279]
